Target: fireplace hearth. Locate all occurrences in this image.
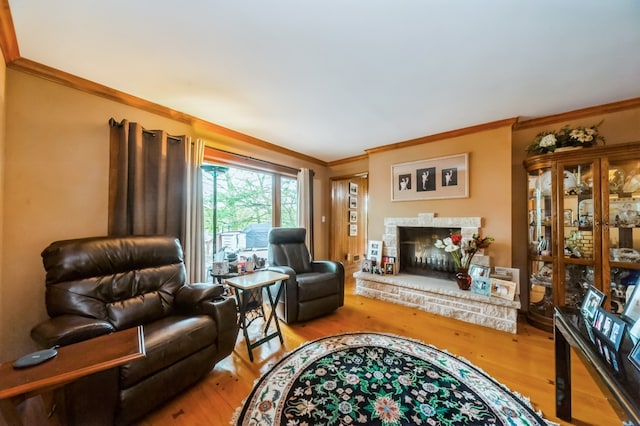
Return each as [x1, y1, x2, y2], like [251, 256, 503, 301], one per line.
[354, 213, 520, 333]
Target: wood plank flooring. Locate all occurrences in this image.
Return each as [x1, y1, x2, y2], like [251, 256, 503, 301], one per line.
[139, 278, 621, 426]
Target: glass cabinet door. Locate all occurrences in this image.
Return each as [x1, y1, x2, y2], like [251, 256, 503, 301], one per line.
[557, 160, 599, 311]
[606, 158, 640, 313]
[528, 167, 554, 326]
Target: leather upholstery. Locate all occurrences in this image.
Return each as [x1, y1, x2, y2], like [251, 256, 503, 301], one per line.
[267, 228, 344, 323]
[31, 235, 239, 425]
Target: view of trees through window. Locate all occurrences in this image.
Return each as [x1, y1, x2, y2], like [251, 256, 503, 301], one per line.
[202, 164, 297, 279]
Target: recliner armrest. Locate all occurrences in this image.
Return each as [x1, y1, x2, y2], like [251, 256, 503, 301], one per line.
[175, 283, 225, 308]
[31, 315, 116, 348]
[311, 260, 342, 274]
[267, 265, 296, 279]
[190, 297, 239, 356]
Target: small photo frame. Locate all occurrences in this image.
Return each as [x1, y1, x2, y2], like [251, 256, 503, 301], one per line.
[580, 285, 606, 324]
[593, 308, 606, 330]
[349, 210, 358, 223]
[630, 339, 640, 373]
[349, 182, 358, 195]
[471, 276, 491, 297]
[563, 209, 573, 226]
[367, 240, 383, 263]
[607, 316, 626, 351]
[349, 224, 358, 236]
[469, 264, 490, 280]
[349, 197, 357, 209]
[491, 267, 520, 295]
[361, 259, 372, 273]
[622, 284, 640, 324]
[490, 278, 517, 300]
[384, 262, 396, 275]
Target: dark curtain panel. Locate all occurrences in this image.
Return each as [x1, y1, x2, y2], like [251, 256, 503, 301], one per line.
[109, 119, 186, 241]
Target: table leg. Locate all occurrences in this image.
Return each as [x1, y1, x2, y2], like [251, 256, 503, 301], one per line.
[555, 322, 572, 421]
[264, 281, 284, 344]
[235, 289, 254, 362]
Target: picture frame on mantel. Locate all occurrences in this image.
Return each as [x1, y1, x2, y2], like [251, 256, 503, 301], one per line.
[391, 153, 469, 201]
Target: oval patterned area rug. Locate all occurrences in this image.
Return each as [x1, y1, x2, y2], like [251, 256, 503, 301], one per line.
[232, 332, 557, 426]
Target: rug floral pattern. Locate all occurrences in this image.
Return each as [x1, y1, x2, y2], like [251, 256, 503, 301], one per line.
[234, 333, 552, 426]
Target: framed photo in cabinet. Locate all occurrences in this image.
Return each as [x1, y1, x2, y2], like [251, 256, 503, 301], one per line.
[580, 285, 605, 324]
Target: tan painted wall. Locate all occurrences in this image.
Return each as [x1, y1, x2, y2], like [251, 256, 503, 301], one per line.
[367, 125, 513, 268]
[1, 70, 329, 361]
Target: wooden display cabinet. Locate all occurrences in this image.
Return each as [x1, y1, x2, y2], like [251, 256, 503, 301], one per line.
[525, 142, 640, 331]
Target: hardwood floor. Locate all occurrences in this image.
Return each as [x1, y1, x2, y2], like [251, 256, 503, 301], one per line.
[138, 278, 621, 426]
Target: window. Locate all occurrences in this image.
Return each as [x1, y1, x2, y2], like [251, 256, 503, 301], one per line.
[202, 162, 297, 280]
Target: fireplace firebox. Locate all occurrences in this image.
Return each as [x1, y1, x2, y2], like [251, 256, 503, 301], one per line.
[398, 226, 461, 279]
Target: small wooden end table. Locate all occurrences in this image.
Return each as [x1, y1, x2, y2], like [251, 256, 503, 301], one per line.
[0, 326, 145, 426]
[224, 270, 289, 362]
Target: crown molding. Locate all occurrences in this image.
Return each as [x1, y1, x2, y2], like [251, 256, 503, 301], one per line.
[0, 0, 19, 62]
[513, 97, 640, 130]
[365, 118, 518, 156]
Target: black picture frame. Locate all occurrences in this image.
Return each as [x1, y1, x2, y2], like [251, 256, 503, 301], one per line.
[607, 316, 626, 351]
[580, 285, 606, 324]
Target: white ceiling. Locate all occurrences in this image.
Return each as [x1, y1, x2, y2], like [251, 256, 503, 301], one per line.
[8, 1, 640, 162]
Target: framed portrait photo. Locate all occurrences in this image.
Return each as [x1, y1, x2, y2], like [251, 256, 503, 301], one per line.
[361, 259, 372, 273]
[349, 182, 358, 195]
[580, 285, 606, 324]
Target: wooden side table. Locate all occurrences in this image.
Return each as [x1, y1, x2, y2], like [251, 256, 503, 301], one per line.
[0, 326, 145, 425]
[225, 270, 289, 362]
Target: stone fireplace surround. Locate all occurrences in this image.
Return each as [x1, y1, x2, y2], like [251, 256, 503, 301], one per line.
[354, 213, 520, 333]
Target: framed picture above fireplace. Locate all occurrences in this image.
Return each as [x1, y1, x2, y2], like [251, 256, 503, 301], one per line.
[391, 153, 469, 201]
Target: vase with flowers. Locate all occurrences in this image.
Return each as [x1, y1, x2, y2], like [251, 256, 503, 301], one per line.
[435, 232, 494, 290]
[526, 120, 605, 155]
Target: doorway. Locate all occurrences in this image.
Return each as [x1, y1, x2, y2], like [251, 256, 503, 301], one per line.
[330, 174, 368, 277]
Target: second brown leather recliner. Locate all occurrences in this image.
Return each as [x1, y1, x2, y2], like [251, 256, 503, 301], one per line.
[266, 227, 344, 323]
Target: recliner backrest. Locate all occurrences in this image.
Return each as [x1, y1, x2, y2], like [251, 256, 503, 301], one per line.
[41, 235, 186, 330]
[267, 228, 313, 273]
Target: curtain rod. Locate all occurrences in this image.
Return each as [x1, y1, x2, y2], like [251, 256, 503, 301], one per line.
[208, 147, 302, 175]
[108, 118, 183, 142]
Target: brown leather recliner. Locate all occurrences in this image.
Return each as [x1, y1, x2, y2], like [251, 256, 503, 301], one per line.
[31, 235, 239, 425]
[267, 227, 344, 323]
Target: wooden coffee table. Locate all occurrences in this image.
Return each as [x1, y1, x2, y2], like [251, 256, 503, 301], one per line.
[0, 326, 145, 425]
[225, 270, 289, 361]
